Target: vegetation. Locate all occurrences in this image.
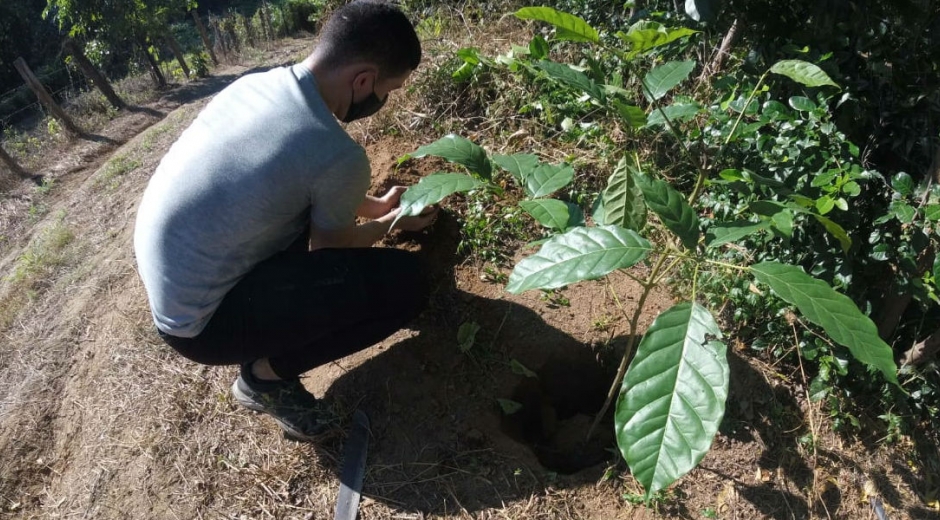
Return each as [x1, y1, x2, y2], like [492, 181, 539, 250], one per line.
[397, 0, 940, 503]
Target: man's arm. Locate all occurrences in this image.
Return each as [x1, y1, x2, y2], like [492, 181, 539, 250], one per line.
[356, 186, 406, 219]
[310, 206, 439, 250]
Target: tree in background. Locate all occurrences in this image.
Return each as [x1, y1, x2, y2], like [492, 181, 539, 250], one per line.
[43, 0, 198, 89]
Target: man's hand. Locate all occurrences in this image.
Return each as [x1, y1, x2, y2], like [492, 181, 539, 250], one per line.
[358, 186, 407, 219]
[380, 205, 440, 232]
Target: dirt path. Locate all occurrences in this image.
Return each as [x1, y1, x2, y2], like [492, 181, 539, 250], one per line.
[0, 39, 935, 520]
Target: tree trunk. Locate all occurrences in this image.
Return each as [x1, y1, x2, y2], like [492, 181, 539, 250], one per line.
[241, 13, 255, 47]
[63, 39, 125, 109]
[138, 36, 166, 89]
[903, 328, 940, 366]
[191, 10, 219, 65]
[0, 144, 30, 182]
[164, 32, 191, 79]
[13, 57, 81, 138]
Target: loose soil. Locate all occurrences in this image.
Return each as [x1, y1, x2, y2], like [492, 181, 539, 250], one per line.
[0, 37, 937, 520]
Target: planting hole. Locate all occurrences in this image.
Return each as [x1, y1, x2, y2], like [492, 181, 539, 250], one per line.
[498, 354, 615, 474]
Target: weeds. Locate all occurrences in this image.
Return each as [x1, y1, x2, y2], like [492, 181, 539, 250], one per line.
[96, 154, 142, 189]
[0, 215, 75, 330]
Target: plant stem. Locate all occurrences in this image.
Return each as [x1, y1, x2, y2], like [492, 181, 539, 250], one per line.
[587, 253, 671, 440]
[690, 71, 770, 204]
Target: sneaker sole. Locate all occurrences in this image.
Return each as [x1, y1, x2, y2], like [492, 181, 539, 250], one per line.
[230, 380, 324, 442]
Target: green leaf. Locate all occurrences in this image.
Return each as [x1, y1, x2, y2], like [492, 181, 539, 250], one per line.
[537, 60, 606, 101]
[524, 162, 575, 198]
[634, 174, 700, 250]
[515, 6, 599, 43]
[601, 157, 647, 230]
[510, 359, 538, 378]
[643, 60, 696, 101]
[924, 204, 940, 222]
[497, 398, 523, 415]
[810, 214, 851, 252]
[506, 226, 651, 293]
[411, 134, 492, 179]
[891, 172, 914, 197]
[457, 321, 481, 352]
[770, 60, 840, 89]
[646, 101, 702, 127]
[750, 262, 899, 386]
[705, 220, 771, 248]
[616, 302, 729, 499]
[890, 201, 916, 224]
[529, 35, 550, 59]
[816, 195, 835, 215]
[788, 96, 816, 112]
[613, 101, 648, 128]
[393, 173, 483, 227]
[617, 22, 698, 57]
[492, 153, 539, 184]
[520, 199, 572, 231]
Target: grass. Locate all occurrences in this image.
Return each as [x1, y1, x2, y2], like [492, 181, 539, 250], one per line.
[0, 215, 75, 330]
[95, 154, 143, 190]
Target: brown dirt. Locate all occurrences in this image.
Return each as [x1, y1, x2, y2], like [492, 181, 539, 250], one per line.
[1, 36, 938, 520]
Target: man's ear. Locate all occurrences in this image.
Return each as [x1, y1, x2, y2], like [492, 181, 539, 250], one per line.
[352, 65, 380, 90]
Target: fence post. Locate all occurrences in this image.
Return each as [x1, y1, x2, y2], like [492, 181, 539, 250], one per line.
[13, 57, 81, 138]
[63, 39, 125, 110]
[191, 10, 219, 65]
[0, 144, 31, 183]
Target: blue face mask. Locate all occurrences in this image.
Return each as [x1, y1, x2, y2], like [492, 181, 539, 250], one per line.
[342, 85, 387, 122]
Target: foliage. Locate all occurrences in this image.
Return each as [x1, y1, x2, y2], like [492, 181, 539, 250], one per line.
[401, 4, 927, 500]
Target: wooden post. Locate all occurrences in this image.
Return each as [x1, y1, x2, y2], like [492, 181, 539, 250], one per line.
[164, 32, 191, 79]
[0, 144, 30, 182]
[63, 39, 125, 109]
[191, 10, 218, 65]
[13, 57, 81, 137]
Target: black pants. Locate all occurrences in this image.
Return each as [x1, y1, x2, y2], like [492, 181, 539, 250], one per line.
[159, 247, 429, 379]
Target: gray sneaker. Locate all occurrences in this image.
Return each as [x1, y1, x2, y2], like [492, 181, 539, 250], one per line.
[231, 363, 328, 441]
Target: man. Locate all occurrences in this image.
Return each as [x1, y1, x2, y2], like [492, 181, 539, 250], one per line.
[134, 0, 437, 441]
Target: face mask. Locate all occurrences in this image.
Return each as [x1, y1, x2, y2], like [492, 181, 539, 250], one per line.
[342, 85, 387, 122]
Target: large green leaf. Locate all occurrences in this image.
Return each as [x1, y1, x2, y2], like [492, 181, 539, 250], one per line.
[492, 153, 539, 184]
[537, 60, 606, 101]
[520, 199, 572, 231]
[643, 60, 696, 101]
[514, 6, 599, 43]
[750, 262, 899, 386]
[506, 226, 651, 293]
[617, 21, 698, 58]
[524, 162, 575, 198]
[646, 101, 702, 127]
[410, 134, 492, 179]
[613, 101, 648, 128]
[705, 220, 772, 248]
[770, 60, 840, 89]
[635, 174, 700, 250]
[616, 302, 729, 499]
[392, 172, 483, 227]
[601, 157, 647, 230]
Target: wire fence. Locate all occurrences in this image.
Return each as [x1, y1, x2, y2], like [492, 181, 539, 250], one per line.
[0, 64, 86, 129]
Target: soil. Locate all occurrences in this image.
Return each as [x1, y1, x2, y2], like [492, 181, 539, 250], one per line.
[1, 37, 937, 520]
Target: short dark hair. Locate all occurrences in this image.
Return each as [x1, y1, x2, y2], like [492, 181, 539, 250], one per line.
[317, 1, 421, 78]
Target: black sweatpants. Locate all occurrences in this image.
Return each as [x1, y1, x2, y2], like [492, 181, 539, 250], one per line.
[159, 247, 429, 379]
